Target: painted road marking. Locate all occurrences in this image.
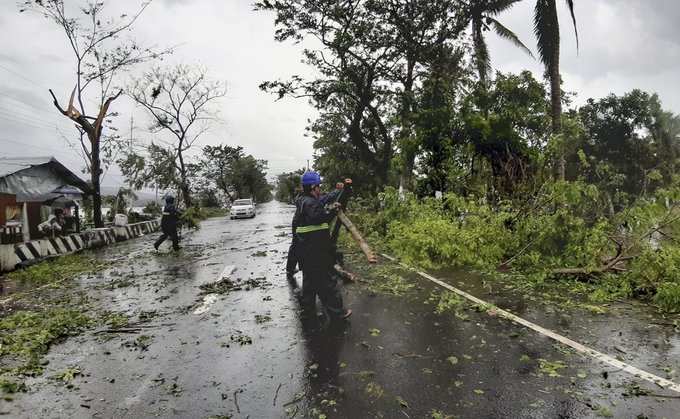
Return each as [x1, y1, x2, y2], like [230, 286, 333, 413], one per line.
[194, 264, 236, 288]
[380, 253, 680, 394]
[193, 293, 218, 315]
[193, 265, 237, 314]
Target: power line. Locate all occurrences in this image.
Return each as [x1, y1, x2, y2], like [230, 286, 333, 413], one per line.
[0, 112, 66, 132]
[0, 91, 58, 115]
[0, 64, 51, 90]
[0, 137, 59, 152]
[0, 104, 76, 129]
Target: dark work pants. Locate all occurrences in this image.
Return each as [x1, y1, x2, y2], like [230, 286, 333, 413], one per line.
[286, 237, 298, 274]
[300, 260, 344, 318]
[155, 228, 179, 251]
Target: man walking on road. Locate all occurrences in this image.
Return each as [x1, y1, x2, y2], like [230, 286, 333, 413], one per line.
[293, 171, 352, 321]
[154, 195, 182, 252]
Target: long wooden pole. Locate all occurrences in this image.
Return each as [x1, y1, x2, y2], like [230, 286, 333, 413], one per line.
[336, 210, 377, 263]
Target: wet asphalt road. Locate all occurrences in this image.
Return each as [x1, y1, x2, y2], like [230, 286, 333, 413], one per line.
[5, 201, 680, 418]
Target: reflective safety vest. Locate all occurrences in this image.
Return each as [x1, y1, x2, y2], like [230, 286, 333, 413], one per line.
[295, 223, 329, 234]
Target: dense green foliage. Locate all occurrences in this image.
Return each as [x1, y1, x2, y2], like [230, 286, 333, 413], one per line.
[275, 170, 304, 203]
[196, 145, 273, 204]
[261, 3, 680, 314]
[352, 181, 680, 313]
[120, 143, 272, 209]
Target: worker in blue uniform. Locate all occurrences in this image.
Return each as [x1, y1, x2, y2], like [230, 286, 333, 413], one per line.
[287, 182, 344, 282]
[154, 195, 182, 251]
[292, 171, 352, 321]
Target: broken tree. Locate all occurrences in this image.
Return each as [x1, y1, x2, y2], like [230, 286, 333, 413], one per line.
[21, 0, 169, 227]
[127, 65, 227, 207]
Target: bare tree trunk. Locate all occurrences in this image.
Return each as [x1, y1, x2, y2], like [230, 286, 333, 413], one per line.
[49, 89, 121, 228]
[399, 65, 416, 192]
[177, 147, 192, 207]
[90, 134, 104, 228]
[550, 39, 564, 181]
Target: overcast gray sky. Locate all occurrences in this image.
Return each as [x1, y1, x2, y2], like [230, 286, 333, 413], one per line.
[1, 0, 679, 188]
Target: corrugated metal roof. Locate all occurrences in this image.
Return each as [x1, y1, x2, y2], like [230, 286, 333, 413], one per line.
[0, 156, 57, 178]
[0, 156, 91, 198]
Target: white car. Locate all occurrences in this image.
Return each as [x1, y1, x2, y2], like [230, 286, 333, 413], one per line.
[230, 198, 256, 219]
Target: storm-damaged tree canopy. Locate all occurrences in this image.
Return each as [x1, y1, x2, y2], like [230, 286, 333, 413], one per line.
[262, 1, 680, 312]
[257, 0, 473, 192]
[19, 0, 170, 227]
[125, 65, 226, 207]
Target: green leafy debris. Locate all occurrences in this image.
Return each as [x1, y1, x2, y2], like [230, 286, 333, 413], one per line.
[7, 253, 104, 285]
[365, 382, 384, 399]
[431, 409, 455, 419]
[0, 308, 93, 376]
[367, 266, 415, 296]
[0, 378, 27, 394]
[54, 366, 81, 383]
[446, 356, 459, 365]
[538, 359, 567, 377]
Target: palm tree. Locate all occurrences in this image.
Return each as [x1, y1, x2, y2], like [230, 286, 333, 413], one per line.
[470, 0, 534, 88]
[533, 0, 578, 179]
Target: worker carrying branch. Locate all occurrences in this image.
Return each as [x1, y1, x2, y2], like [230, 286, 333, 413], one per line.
[287, 180, 345, 281]
[292, 171, 352, 321]
[154, 195, 183, 252]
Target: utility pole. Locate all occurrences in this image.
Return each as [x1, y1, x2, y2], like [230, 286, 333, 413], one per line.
[129, 116, 134, 145]
[307, 159, 310, 170]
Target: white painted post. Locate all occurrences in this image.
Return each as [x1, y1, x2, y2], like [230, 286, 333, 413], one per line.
[21, 202, 30, 242]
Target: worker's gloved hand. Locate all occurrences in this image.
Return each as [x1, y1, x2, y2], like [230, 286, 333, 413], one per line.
[329, 202, 343, 211]
[344, 178, 352, 185]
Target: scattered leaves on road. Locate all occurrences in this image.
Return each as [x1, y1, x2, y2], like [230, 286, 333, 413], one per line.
[365, 382, 384, 399]
[200, 276, 270, 294]
[431, 409, 455, 419]
[396, 396, 409, 408]
[124, 334, 153, 351]
[0, 308, 92, 376]
[54, 366, 81, 383]
[230, 331, 253, 345]
[538, 359, 567, 377]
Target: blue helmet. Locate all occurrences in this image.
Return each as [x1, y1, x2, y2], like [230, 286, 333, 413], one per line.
[301, 171, 321, 186]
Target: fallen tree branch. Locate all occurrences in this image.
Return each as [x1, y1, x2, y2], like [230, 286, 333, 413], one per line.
[500, 236, 540, 267]
[337, 210, 377, 263]
[272, 383, 282, 406]
[334, 264, 357, 282]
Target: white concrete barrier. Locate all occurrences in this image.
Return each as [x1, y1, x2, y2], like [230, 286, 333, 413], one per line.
[0, 220, 160, 272]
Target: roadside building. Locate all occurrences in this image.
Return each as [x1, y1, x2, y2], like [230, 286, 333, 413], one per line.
[0, 157, 90, 242]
